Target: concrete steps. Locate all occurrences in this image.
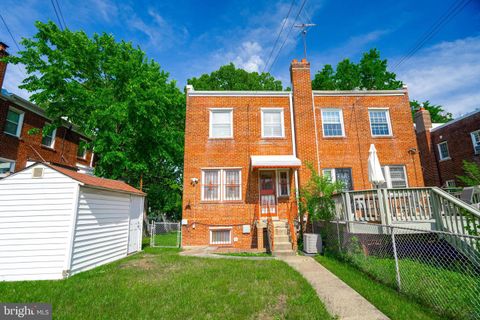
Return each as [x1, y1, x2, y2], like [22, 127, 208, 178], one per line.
[271, 220, 295, 256]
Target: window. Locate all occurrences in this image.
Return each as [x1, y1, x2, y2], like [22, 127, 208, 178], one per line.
[277, 170, 290, 197]
[41, 126, 57, 148]
[321, 109, 344, 137]
[381, 165, 408, 188]
[202, 168, 241, 201]
[210, 228, 232, 245]
[77, 139, 87, 159]
[224, 169, 241, 201]
[437, 141, 450, 160]
[322, 168, 353, 191]
[261, 108, 284, 138]
[369, 109, 392, 136]
[0, 158, 15, 178]
[446, 180, 456, 187]
[4, 107, 24, 137]
[471, 130, 480, 155]
[210, 109, 233, 138]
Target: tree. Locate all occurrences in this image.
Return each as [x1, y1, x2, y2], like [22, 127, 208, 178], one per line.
[187, 63, 283, 91]
[457, 160, 480, 186]
[410, 100, 453, 123]
[4, 21, 185, 219]
[311, 48, 403, 90]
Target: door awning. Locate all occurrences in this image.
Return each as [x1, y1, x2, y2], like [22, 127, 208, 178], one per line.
[251, 155, 301, 169]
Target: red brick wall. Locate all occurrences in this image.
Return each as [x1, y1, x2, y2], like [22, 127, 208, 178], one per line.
[314, 93, 424, 189]
[430, 112, 480, 186]
[0, 99, 93, 171]
[414, 110, 441, 186]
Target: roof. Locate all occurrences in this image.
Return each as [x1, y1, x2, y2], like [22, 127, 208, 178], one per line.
[430, 109, 480, 133]
[251, 155, 301, 169]
[45, 163, 145, 196]
[313, 89, 407, 96]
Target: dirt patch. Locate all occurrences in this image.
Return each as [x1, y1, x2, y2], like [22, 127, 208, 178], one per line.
[255, 294, 288, 320]
[119, 254, 156, 270]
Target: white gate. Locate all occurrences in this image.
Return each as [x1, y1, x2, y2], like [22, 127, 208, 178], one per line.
[128, 196, 143, 253]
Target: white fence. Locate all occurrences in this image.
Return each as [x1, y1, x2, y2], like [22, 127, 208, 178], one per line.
[150, 221, 181, 248]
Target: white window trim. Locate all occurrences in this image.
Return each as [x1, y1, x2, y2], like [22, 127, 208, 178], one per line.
[321, 108, 345, 137]
[223, 169, 242, 201]
[445, 180, 456, 187]
[4, 107, 25, 138]
[77, 138, 87, 159]
[41, 125, 57, 148]
[368, 108, 393, 137]
[209, 227, 232, 245]
[276, 169, 290, 197]
[201, 168, 242, 202]
[261, 108, 285, 138]
[0, 157, 16, 178]
[437, 141, 450, 161]
[382, 165, 408, 188]
[471, 130, 480, 155]
[209, 108, 233, 139]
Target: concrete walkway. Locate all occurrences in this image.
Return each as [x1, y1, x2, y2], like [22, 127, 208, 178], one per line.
[279, 255, 389, 320]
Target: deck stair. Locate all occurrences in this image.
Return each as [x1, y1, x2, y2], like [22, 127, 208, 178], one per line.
[272, 220, 295, 256]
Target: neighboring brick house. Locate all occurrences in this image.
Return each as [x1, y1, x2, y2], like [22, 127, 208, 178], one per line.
[182, 58, 424, 251]
[415, 108, 480, 187]
[0, 42, 94, 177]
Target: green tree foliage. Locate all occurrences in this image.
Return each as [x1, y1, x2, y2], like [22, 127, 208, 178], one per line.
[311, 49, 403, 90]
[410, 100, 453, 123]
[457, 160, 480, 186]
[187, 63, 283, 91]
[4, 21, 185, 219]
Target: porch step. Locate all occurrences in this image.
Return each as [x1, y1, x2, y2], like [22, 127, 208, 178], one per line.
[274, 235, 290, 243]
[275, 242, 293, 251]
[273, 249, 296, 257]
[274, 228, 289, 235]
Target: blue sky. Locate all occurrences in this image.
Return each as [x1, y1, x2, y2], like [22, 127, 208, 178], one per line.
[1, 0, 479, 116]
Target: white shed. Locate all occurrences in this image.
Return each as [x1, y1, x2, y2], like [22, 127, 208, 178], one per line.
[0, 163, 145, 281]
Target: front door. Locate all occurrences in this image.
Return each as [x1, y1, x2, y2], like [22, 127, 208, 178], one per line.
[260, 171, 276, 217]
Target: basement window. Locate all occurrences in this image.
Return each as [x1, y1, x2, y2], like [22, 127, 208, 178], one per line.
[210, 228, 232, 245]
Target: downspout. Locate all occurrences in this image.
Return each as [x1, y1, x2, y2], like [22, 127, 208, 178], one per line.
[289, 92, 300, 201]
[311, 91, 321, 172]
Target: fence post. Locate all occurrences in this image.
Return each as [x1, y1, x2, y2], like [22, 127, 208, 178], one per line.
[335, 219, 342, 255]
[150, 221, 155, 247]
[177, 222, 181, 248]
[344, 192, 353, 221]
[390, 226, 402, 291]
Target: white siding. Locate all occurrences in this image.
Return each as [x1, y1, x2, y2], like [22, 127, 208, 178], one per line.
[128, 195, 144, 254]
[0, 165, 78, 281]
[70, 188, 131, 275]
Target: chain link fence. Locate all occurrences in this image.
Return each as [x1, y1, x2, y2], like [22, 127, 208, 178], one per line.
[150, 221, 181, 248]
[318, 220, 480, 320]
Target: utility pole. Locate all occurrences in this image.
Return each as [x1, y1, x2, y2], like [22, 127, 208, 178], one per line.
[294, 23, 316, 60]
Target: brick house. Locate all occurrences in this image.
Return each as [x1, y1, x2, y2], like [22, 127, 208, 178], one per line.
[182, 58, 424, 251]
[415, 108, 480, 187]
[0, 42, 94, 177]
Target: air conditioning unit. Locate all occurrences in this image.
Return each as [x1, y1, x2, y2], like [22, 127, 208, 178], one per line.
[303, 233, 322, 254]
[32, 167, 44, 178]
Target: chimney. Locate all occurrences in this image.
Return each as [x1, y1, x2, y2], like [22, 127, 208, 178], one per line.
[290, 58, 318, 182]
[414, 107, 432, 133]
[0, 42, 9, 91]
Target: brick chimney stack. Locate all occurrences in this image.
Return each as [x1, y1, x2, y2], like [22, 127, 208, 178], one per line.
[0, 42, 9, 91]
[414, 106, 432, 133]
[290, 58, 318, 183]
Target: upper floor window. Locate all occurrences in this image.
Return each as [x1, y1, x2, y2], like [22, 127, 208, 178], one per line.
[0, 158, 15, 178]
[471, 130, 480, 155]
[369, 109, 392, 136]
[437, 141, 450, 160]
[210, 109, 233, 139]
[41, 126, 57, 148]
[321, 109, 345, 137]
[77, 139, 87, 159]
[202, 168, 241, 202]
[381, 165, 408, 188]
[261, 108, 284, 138]
[4, 107, 24, 137]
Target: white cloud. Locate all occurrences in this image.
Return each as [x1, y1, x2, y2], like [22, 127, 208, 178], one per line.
[396, 36, 480, 116]
[232, 41, 264, 72]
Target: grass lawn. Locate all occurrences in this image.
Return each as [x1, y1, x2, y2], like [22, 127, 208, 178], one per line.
[0, 244, 332, 319]
[151, 231, 179, 247]
[316, 255, 449, 320]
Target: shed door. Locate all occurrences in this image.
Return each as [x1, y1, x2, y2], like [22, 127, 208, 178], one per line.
[128, 196, 143, 254]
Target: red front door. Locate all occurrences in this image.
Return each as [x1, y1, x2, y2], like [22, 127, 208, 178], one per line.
[260, 171, 276, 217]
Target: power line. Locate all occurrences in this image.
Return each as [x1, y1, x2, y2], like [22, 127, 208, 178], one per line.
[54, 0, 67, 29]
[267, 0, 309, 73]
[0, 13, 21, 52]
[50, 0, 64, 30]
[392, 0, 472, 71]
[261, 0, 296, 74]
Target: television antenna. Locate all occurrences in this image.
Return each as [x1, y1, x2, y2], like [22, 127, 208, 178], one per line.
[294, 23, 316, 60]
